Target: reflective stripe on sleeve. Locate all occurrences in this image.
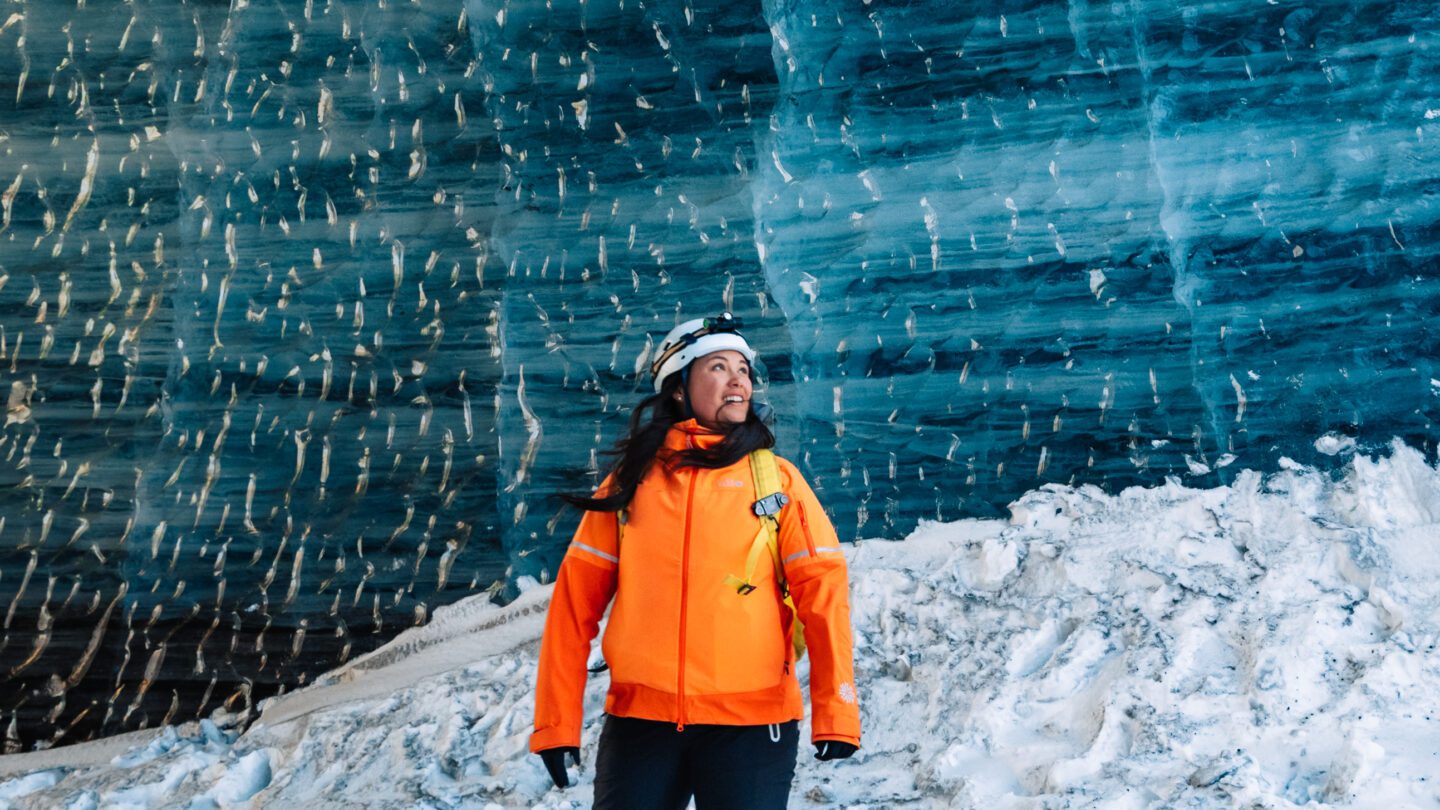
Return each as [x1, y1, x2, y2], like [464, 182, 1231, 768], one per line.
[783, 545, 844, 565]
[573, 542, 619, 564]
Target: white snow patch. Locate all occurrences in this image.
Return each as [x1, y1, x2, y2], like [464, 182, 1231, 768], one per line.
[1316, 432, 1358, 456]
[3, 441, 1440, 808]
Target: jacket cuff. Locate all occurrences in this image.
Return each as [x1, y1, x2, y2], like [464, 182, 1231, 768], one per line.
[530, 725, 580, 753]
[811, 710, 862, 745]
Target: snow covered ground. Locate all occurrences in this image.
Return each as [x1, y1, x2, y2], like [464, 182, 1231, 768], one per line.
[2, 440, 1438, 809]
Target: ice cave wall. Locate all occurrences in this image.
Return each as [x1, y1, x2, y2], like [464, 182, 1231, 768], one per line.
[0, 0, 1436, 751]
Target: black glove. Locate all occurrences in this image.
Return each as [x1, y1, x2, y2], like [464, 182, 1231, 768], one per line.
[539, 746, 579, 788]
[814, 741, 857, 761]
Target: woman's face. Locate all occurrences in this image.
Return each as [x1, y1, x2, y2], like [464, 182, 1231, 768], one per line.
[681, 350, 753, 430]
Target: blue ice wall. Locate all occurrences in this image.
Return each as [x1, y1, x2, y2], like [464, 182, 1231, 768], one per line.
[758, 0, 1440, 534]
[1, 0, 1437, 750]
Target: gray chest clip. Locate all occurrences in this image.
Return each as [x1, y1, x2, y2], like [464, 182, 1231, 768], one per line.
[752, 492, 789, 517]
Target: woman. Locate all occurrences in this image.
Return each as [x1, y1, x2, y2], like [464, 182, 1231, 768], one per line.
[531, 312, 861, 808]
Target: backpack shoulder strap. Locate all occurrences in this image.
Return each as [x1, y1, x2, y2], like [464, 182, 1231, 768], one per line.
[723, 450, 788, 594]
[749, 449, 786, 524]
[749, 449, 787, 582]
[718, 450, 806, 659]
[749, 450, 807, 659]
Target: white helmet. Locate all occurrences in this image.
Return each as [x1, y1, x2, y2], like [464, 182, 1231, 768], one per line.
[650, 312, 756, 393]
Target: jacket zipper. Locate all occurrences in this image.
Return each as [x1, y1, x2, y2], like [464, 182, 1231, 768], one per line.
[676, 464, 698, 731]
[797, 499, 818, 556]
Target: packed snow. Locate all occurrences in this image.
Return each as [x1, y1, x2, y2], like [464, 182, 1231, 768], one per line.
[1, 441, 1437, 808]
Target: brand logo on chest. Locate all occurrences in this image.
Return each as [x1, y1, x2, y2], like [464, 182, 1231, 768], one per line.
[716, 478, 746, 489]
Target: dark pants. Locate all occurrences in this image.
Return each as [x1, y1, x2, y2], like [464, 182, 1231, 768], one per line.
[592, 715, 800, 810]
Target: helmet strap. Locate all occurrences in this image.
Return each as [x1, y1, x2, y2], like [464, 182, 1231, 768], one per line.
[678, 365, 695, 420]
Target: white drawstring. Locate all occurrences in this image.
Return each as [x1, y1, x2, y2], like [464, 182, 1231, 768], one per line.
[768, 723, 780, 743]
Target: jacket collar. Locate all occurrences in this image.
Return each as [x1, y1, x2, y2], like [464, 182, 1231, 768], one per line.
[665, 418, 727, 451]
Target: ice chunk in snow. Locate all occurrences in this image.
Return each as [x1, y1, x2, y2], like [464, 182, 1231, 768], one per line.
[1315, 432, 1358, 456]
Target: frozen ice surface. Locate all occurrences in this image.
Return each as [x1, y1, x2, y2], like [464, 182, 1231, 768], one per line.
[3, 443, 1438, 807]
[1, 0, 1437, 751]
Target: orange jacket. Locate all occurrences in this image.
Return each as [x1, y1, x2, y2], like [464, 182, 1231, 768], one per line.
[531, 419, 861, 752]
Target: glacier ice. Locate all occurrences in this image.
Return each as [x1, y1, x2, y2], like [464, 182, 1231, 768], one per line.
[0, 0, 1437, 751]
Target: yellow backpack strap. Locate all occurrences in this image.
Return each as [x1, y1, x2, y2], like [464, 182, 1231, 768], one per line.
[722, 450, 806, 658]
[753, 450, 807, 658]
[723, 449, 788, 595]
[721, 523, 774, 595]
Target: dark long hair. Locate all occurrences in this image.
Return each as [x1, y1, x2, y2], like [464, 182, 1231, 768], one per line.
[562, 370, 775, 512]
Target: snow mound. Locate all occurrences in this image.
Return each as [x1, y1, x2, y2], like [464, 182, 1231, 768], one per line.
[1, 442, 1438, 808]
